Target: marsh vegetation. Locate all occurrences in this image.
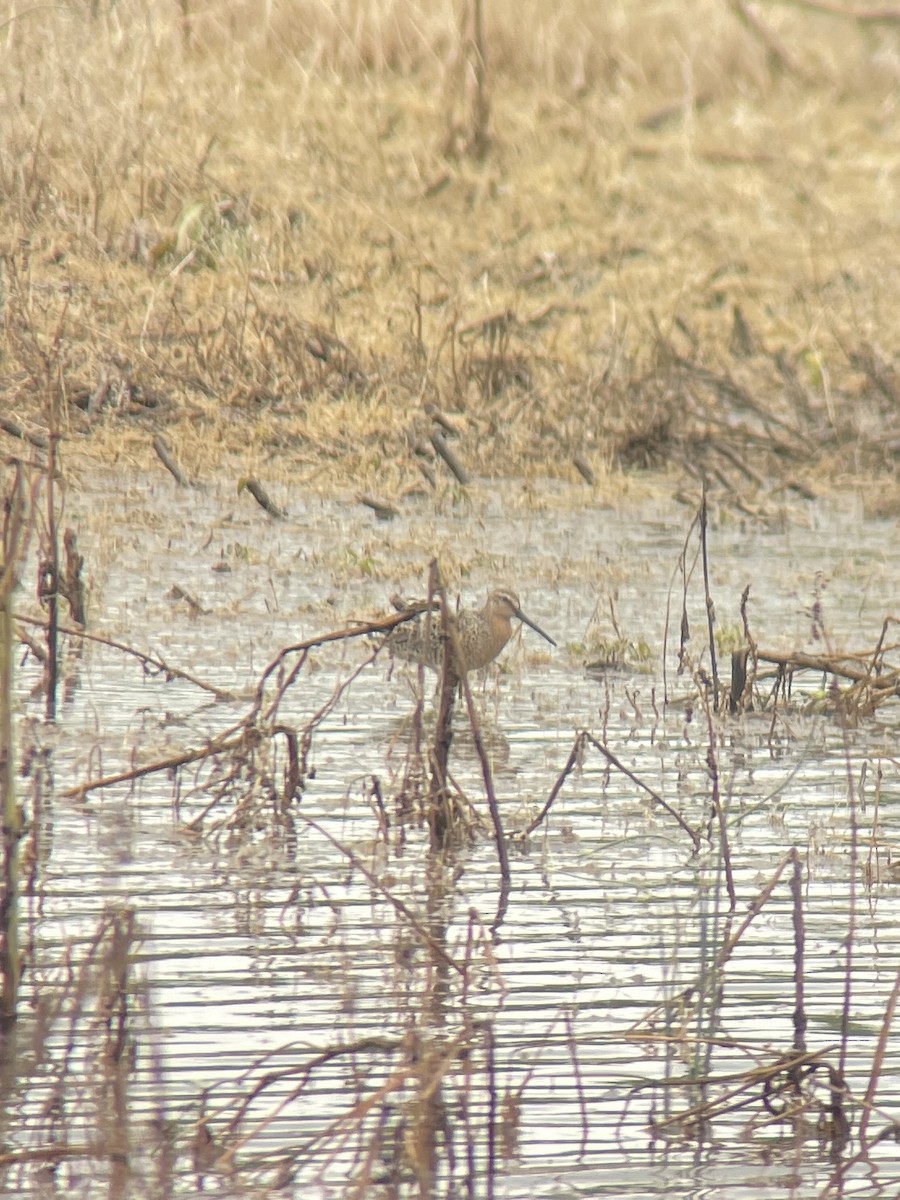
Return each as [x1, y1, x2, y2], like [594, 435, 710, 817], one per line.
[3, 2, 900, 1197]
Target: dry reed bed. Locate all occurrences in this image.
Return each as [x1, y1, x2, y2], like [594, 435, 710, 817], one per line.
[3, 2, 900, 508]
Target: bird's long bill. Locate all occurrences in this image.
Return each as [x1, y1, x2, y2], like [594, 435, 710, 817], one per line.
[513, 605, 557, 647]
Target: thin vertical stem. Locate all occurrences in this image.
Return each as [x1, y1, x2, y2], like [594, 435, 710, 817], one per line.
[43, 293, 68, 721]
[698, 484, 720, 706]
[0, 467, 27, 1024]
[838, 722, 857, 1082]
[789, 847, 807, 1054]
[859, 968, 900, 1144]
[484, 1019, 496, 1200]
[427, 562, 460, 846]
[460, 671, 508, 883]
[44, 413, 59, 720]
[0, 568, 17, 1024]
[469, 0, 490, 159]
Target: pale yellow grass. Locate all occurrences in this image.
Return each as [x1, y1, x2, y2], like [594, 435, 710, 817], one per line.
[3, 1, 900, 507]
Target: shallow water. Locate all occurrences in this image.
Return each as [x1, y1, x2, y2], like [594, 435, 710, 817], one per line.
[3, 470, 900, 1198]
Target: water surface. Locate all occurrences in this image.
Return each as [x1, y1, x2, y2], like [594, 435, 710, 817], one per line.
[4, 472, 900, 1198]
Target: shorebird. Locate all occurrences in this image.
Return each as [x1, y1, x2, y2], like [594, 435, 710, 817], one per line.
[384, 588, 556, 675]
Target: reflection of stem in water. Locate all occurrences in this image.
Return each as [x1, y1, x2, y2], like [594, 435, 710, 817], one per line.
[407, 852, 454, 1195]
[99, 908, 139, 1195]
[0, 560, 17, 1023]
[43, 391, 61, 720]
[1, 465, 30, 1024]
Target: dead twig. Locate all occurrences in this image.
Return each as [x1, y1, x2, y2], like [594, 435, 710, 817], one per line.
[698, 486, 720, 707]
[357, 493, 399, 520]
[520, 732, 587, 837]
[303, 816, 466, 976]
[572, 454, 594, 486]
[237, 477, 287, 519]
[859, 969, 900, 1144]
[152, 434, 191, 486]
[62, 721, 249, 802]
[0, 417, 48, 450]
[730, 0, 810, 77]
[756, 647, 900, 693]
[584, 733, 701, 850]
[14, 613, 236, 701]
[460, 669, 509, 884]
[430, 431, 469, 485]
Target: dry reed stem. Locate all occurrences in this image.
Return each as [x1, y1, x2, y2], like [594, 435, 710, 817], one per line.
[585, 732, 701, 850]
[459, 668, 509, 885]
[0, 463, 37, 1023]
[642, 1046, 835, 1138]
[427, 565, 459, 844]
[15, 612, 236, 701]
[520, 730, 586, 837]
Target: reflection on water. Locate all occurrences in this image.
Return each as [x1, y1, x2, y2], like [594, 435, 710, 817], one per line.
[3, 475, 900, 1198]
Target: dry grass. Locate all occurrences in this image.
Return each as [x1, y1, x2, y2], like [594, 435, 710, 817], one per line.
[4, 1, 900, 506]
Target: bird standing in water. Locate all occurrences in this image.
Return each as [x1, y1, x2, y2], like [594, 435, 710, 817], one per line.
[384, 587, 555, 675]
